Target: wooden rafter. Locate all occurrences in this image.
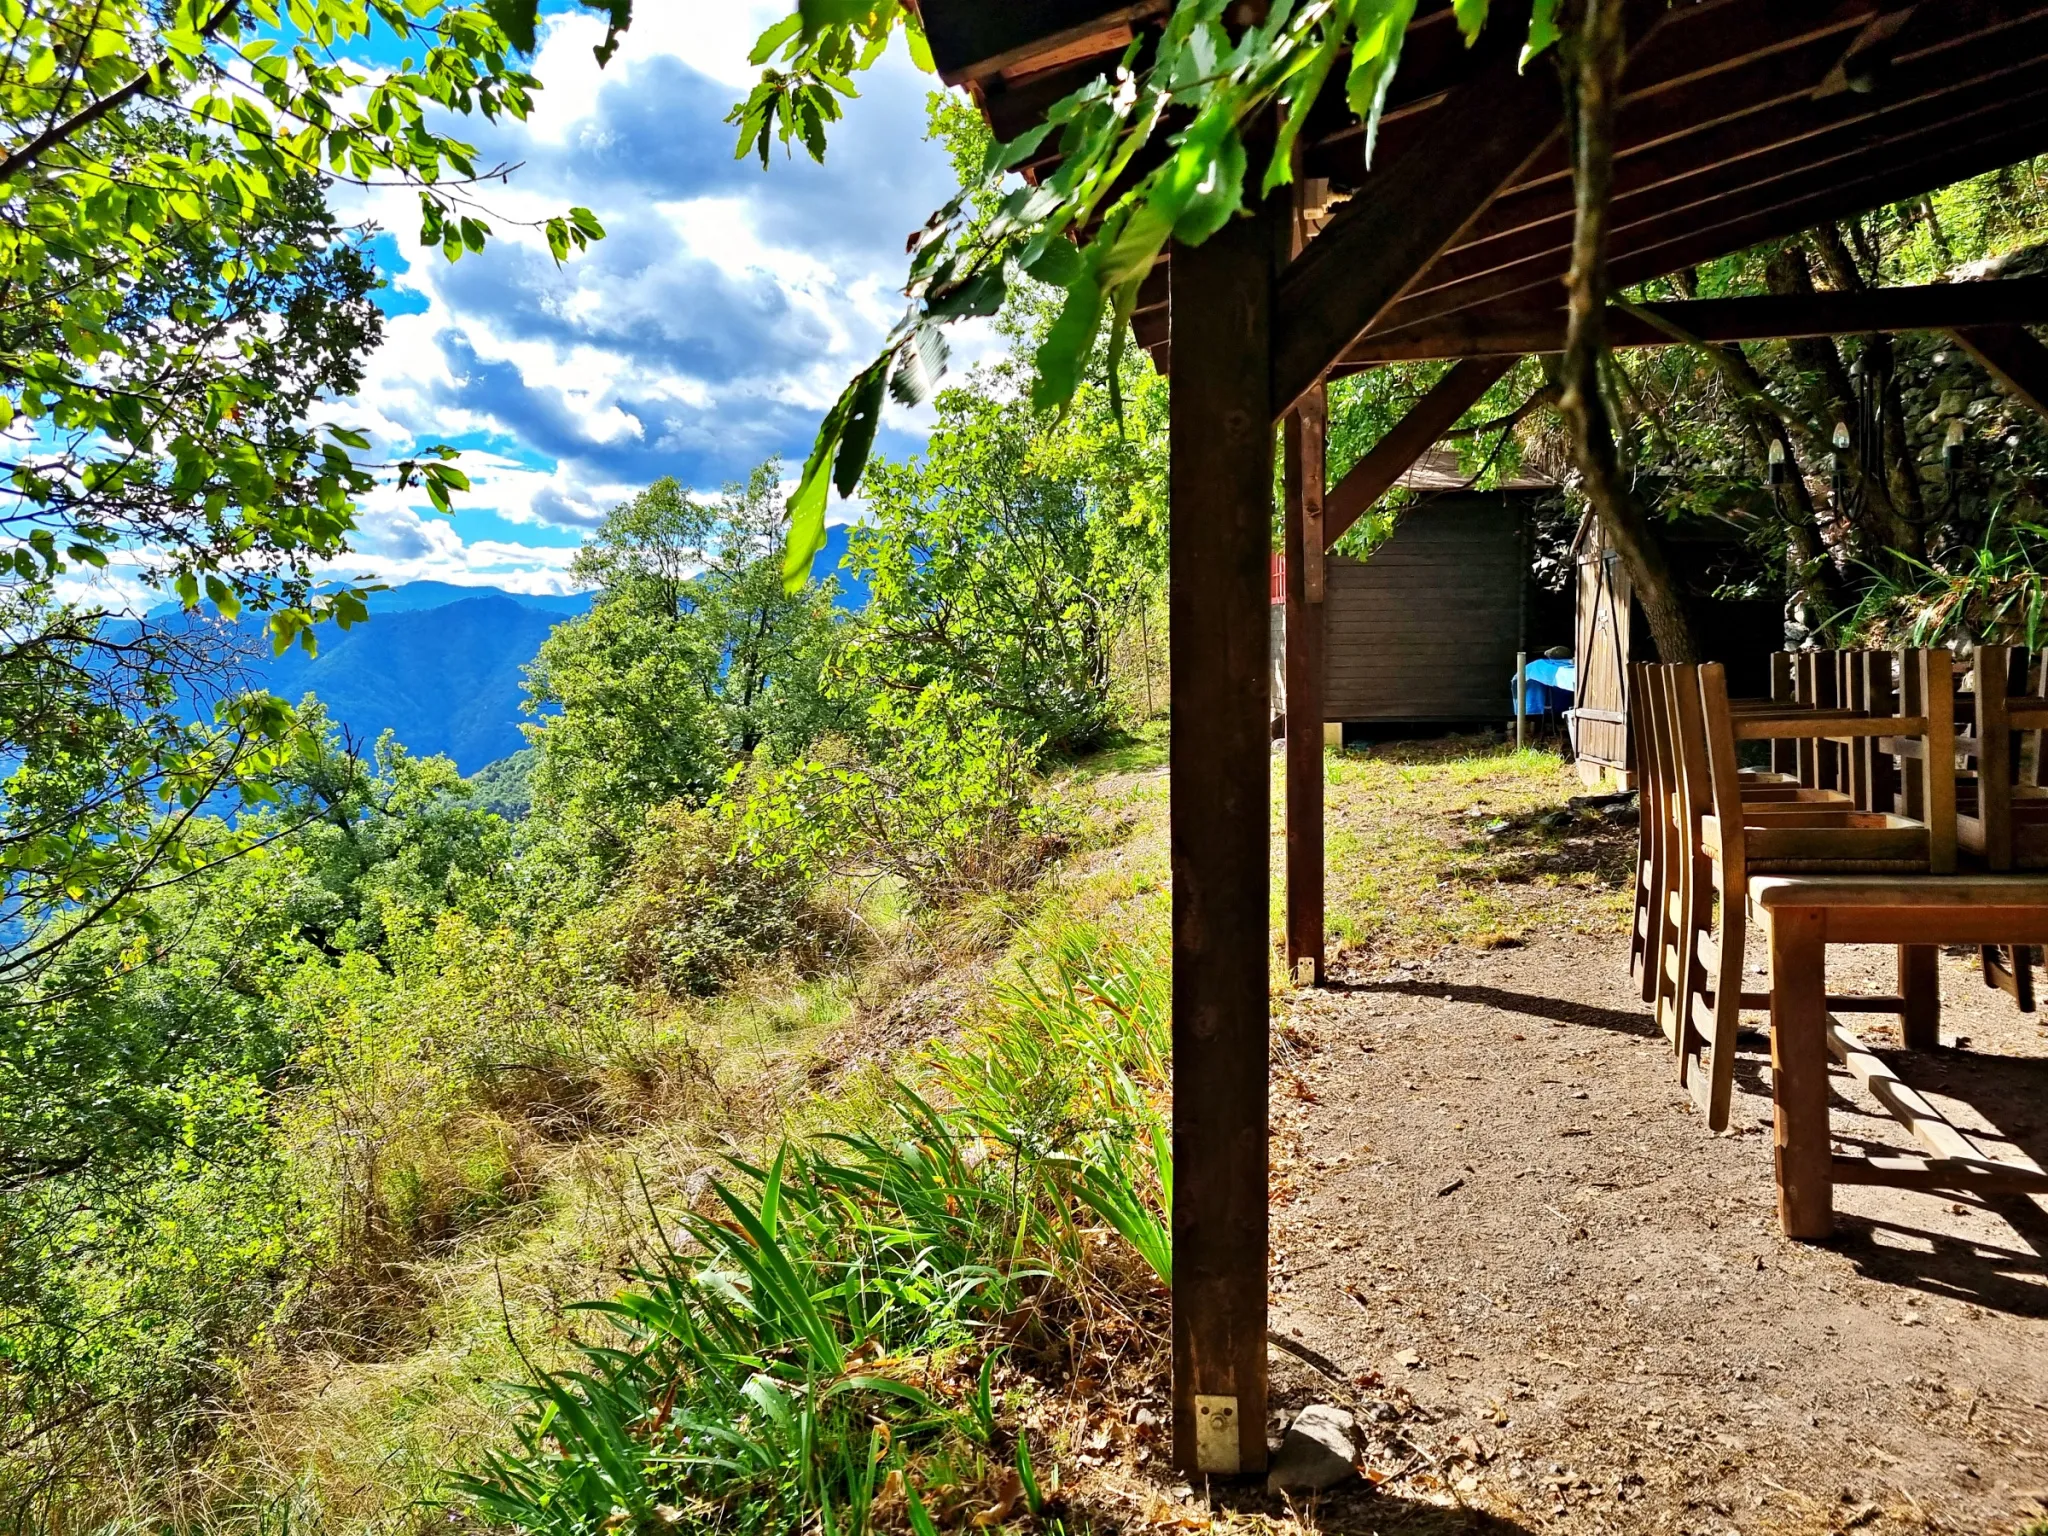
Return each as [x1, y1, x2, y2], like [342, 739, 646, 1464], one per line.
[1268, 17, 1565, 416]
[1320, 358, 1517, 550]
[1337, 277, 2048, 366]
[1117, 1, 2048, 374]
[1950, 324, 2048, 423]
[1377, 83, 2048, 334]
[921, 1, 1164, 86]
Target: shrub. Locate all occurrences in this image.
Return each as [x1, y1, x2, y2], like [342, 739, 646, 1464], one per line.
[569, 797, 853, 1000]
[738, 685, 1068, 910]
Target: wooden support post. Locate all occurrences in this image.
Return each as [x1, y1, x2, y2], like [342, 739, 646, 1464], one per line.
[1284, 384, 1327, 988]
[1516, 651, 1529, 752]
[1169, 197, 1275, 1481]
[1766, 906, 1835, 1241]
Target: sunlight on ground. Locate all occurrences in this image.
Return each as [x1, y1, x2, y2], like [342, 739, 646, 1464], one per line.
[1275, 735, 1633, 965]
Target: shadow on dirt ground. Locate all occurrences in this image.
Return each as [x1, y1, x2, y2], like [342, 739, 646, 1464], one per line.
[1207, 1483, 1540, 1534]
[1331, 977, 1664, 1041]
[1271, 929, 2048, 1535]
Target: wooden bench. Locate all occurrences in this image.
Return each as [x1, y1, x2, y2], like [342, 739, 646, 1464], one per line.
[1750, 874, 2048, 1240]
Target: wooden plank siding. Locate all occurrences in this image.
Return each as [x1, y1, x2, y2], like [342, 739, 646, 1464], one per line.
[1321, 497, 1523, 724]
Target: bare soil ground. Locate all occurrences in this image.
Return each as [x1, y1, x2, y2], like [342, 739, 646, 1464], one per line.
[1237, 764, 2048, 1536]
[1074, 745, 2048, 1536]
[1244, 932, 2048, 1536]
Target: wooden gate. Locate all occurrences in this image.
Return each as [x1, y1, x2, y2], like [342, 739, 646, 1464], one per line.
[1572, 521, 1634, 788]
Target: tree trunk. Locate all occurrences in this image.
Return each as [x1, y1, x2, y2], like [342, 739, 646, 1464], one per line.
[1669, 271, 1846, 634]
[1809, 226, 1934, 555]
[1765, 246, 1924, 565]
[1559, 0, 1697, 662]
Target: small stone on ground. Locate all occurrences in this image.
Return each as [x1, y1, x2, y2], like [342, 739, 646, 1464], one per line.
[1265, 1403, 1358, 1493]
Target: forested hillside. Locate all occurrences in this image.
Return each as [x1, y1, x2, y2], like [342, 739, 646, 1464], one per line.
[260, 594, 570, 770]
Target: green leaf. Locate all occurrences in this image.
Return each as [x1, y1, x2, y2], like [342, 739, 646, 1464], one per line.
[1347, 0, 1422, 164]
[903, 16, 934, 72]
[482, 0, 537, 54]
[832, 359, 889, 499]
[1265, 6, 1353, 195]
[1022, 235, 1084, 289]
[1521, 0, 1560, 68]
[797, 0, 871, 40]
[784, 379, 857, 592]
[1453, 0, 1490, 43]
[1031, 261, 1105, 416]
[583, 0, 632, 64]
[887, 323, 949, 407]
[749, 12, 804, 64]
[1167, 116, 1246, 245]
[924, 267, 1008, 321]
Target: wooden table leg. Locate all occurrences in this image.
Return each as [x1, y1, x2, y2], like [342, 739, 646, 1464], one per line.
[1768, 906, 1835, 1240]
[1899, 945, 1940, 1049]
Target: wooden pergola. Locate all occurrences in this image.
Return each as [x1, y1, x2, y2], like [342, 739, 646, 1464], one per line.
[918, 0, 2048, 1479]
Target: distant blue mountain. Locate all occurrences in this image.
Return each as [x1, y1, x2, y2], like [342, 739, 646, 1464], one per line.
[146, 579, 596, 622]
[818, 524, 869, 609]
[261, 595, 563, 772]
[137, 536, 867, 777]
[348, 580, 598, 617]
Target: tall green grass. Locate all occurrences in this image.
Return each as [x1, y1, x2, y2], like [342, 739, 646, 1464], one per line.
[454, 924, 1170, 1536]
[1844, 515, 2048, 648]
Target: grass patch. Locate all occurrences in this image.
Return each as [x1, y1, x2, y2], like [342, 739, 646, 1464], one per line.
[1283, 736, 1633, 965]
[454, 924, 1171, 1536]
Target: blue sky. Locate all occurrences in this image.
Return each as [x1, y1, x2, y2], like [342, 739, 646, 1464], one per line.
[316, 4, 975, 595]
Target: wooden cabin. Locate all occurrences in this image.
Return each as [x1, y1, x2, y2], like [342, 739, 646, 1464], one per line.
[1276, 452, 1564, 734]
[1571, 514, 1785, 788]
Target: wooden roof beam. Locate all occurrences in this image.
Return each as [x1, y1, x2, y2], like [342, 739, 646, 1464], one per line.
[1444, 7, 2048, 266]
[1320, 358, 1517, 550]
[1412, 13, 2048, 303]
[1950, 325, 2048, 424]
[1602, 114, 2048, 297]
[1337, 278, 2048, 365]
[1268, 13, 1566, 418]
[921, 1, 1166, 86]
[1305, 0, 1881, 187]
[1373, 83, 2048, 334]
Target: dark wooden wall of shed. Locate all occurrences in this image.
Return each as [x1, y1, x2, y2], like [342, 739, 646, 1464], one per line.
[1323, 496, 1523, 724]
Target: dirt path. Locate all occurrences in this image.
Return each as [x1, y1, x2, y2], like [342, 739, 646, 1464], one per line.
[1250, 935, 2048, 1535]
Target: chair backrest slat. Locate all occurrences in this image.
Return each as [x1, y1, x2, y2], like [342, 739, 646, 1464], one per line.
[1697, 663, 1749, 878]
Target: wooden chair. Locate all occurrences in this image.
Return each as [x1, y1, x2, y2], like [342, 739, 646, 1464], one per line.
[1631, 659, 1847, 1034]
[1957, 644, 2048, 869]
[1956, 644, 2048, 1011]
[1673, 656, 1955, 1129]
[1627, 661, 1667, 1004]
[1640, 660, 1867, 1079]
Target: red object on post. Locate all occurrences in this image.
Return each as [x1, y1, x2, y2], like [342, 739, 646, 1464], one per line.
[1271, 554, 1286, 606]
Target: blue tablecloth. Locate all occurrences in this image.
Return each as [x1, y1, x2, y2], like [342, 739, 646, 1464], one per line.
[1514, 657, 1575, 715]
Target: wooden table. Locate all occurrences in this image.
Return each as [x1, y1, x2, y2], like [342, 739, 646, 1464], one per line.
[1749, 874, 2048, 1239]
